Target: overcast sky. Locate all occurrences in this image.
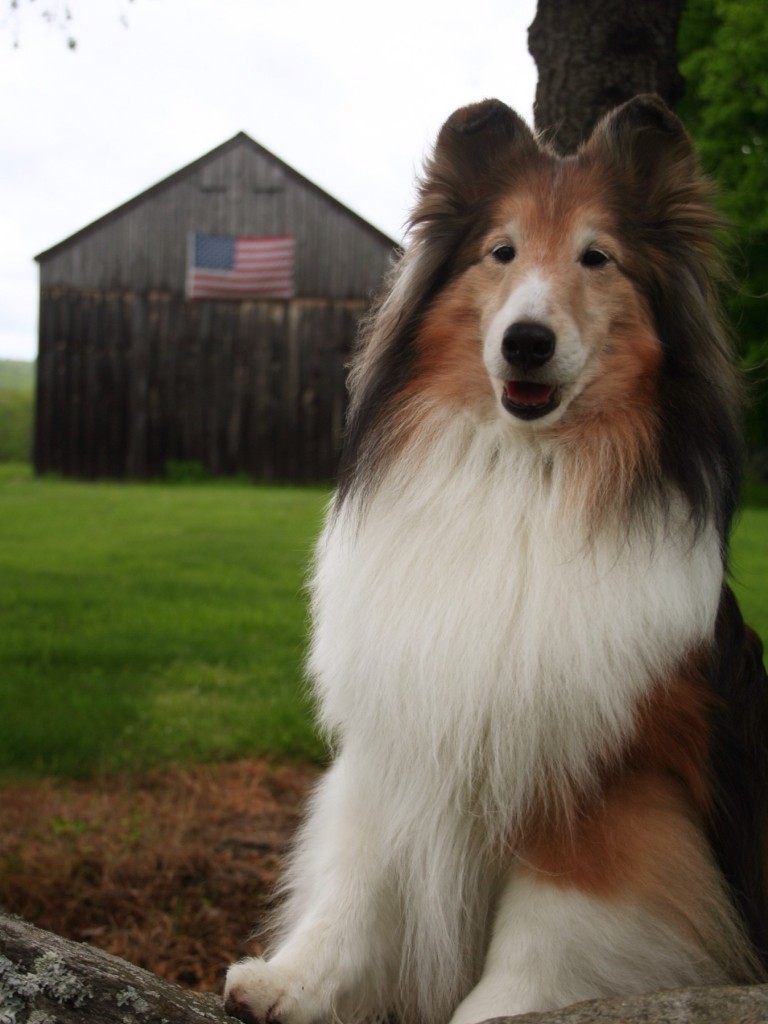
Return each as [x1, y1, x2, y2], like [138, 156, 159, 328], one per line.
[0, 0, 537, 361]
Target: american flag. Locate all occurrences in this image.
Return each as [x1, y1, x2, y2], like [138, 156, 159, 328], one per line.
[186, 232, 295, 300]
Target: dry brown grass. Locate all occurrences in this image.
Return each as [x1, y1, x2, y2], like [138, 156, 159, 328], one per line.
[0, 759, 318, 993]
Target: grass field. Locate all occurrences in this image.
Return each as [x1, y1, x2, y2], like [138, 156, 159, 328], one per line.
[1, 465, 766, 780]
[0, 466, 329, 778]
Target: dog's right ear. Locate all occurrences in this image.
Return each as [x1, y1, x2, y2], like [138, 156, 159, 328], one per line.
[437, 99, 536, 176]
[413, 99, 537, 227]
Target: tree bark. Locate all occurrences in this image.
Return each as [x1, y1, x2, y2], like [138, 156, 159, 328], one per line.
[0, 911, 231, 1023]
[528, 0, 686, 153]
[3, 911, 768, 1024]
[503, 984, 768, 1024]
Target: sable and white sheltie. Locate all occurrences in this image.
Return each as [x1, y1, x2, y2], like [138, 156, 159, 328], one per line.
[225, 96, 768, 1023]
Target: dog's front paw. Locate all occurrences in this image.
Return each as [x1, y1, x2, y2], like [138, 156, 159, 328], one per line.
[224, 957, 327, 1024]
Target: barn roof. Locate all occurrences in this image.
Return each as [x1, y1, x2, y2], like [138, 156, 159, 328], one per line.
[35, 131, 398, 262]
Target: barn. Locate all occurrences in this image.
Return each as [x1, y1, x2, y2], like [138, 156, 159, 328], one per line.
[34, 132, 397, 482]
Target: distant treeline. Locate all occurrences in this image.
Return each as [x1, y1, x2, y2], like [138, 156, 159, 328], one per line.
[0, 360, 34, 462]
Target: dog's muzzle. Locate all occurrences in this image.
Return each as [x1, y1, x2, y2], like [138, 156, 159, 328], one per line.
[500, 321, 561, 420]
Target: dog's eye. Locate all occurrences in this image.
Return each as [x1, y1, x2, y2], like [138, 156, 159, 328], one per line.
[491, 244, 516, 264]
[581, 248, 610, 269]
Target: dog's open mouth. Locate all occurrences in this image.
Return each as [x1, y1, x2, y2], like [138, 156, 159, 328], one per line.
[501, 381, 561, 420]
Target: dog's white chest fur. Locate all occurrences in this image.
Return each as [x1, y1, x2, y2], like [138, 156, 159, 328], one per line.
[309, 418, 722, 825]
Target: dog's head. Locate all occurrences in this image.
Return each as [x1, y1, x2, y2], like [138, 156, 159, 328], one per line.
[341, 97, 742, 538]
[409, 96, 720, 429]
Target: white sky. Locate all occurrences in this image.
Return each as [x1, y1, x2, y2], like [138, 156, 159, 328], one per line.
[0, 0, 538, 361]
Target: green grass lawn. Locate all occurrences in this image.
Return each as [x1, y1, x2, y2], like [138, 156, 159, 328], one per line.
[0, 465, 766, 780]
[0, 466, 329, 778]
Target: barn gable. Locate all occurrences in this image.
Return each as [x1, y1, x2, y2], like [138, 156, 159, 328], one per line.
[34, 134, 397, 482]
[36, 133, 396, 297]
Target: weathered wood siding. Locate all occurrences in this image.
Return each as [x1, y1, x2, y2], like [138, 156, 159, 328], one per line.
[35, 288, 365, 481]
[34, 134, 396, 482]
[38, 137, 395, 298]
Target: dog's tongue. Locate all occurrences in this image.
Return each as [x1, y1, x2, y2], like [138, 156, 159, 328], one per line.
[504, 381, 555, 406]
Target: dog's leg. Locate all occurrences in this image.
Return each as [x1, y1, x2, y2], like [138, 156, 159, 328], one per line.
[448, 773, 757, 1024]
[447, 872, 708, 1023]
[225, 753, 398, 1024]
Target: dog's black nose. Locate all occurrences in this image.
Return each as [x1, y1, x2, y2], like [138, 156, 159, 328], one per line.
[502, 321, 556, 371]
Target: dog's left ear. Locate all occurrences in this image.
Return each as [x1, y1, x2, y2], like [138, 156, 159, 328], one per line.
[585, 94, 699, 201]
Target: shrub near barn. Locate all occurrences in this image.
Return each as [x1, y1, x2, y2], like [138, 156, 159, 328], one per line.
[0, 360, 34, 462]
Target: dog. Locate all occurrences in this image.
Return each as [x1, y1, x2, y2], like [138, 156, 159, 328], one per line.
[225, 95, 768, 1024]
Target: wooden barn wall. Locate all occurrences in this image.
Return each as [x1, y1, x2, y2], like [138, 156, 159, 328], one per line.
[35, 288, 365, 482]
[38, 142, 395, 298]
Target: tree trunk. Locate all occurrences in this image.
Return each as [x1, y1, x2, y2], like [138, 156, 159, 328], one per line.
[3, 911, 768, 1024]
[528, 0, 686, 153]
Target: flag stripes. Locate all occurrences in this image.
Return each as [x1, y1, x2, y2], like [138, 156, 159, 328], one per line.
[186, 233, 295, 299]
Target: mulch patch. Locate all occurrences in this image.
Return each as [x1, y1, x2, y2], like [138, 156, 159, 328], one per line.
[0, 759, 319, 993]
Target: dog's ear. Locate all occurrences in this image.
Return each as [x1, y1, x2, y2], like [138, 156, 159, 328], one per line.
[413, 99, 537, 228]
[585, 94, 722, 270]
[436, 99, 537, 182]
[341, 102, 537, 499]
[585, 95, 699, 204]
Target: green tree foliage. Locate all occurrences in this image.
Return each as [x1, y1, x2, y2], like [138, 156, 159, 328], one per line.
[677, 0, 768, 462]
